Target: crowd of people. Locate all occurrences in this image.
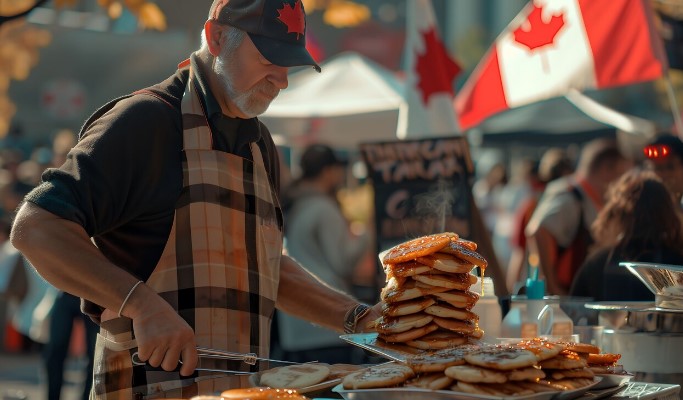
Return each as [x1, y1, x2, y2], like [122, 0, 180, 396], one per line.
[475, 134, 683, 300]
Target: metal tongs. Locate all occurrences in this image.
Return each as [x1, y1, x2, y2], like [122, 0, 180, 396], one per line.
[131, 346, 305, 375]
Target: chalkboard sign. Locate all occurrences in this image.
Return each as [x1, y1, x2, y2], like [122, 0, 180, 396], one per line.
[360, 136, 475, 256]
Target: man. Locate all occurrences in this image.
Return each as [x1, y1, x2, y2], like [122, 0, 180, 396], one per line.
[10, 0, 378, 398]
[643, 134, 683, 207]
[277, 144, 370, 364]
[525, 138, 631, 295]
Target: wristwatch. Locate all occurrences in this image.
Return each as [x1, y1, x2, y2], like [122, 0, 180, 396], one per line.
[343, 303, 372, 334]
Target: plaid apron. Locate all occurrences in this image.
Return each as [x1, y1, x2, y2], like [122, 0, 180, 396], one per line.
[91, 63, 283, 399]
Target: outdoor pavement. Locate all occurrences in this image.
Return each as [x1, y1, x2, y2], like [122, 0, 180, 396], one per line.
[0, 351, 84, 400]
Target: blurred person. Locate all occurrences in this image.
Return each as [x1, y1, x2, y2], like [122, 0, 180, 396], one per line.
[276, 144, 370, 364]
[570, 169, 683, 301]
[473, 161, 507, 234]
[526, 138, 631, 295]
[492, 158, 539, 272]
[506, 148, 573, 293]
[9, 1, 380, 398]
[643, 134, 683, 207]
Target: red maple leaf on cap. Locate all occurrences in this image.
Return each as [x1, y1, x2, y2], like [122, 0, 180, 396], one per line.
[277, 0, 305, 39]
[416, 28, 461, 106]
[513, 3, 565, 51]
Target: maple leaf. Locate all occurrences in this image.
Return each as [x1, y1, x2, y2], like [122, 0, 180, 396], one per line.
[277, 0, 305, 40]
[415, 28, 461, 106]
[513, 2, 565, 51]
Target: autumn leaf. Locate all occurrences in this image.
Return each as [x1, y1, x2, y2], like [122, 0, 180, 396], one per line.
[513, 2, 565, 51]
[323, 0, 370, 28]
[277, 0, 305, 39]
[415, 28, 461, 106]
[136, 2, 166, 31]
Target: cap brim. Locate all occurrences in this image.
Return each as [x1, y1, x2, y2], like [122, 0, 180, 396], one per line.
[248, 33, 321, 73]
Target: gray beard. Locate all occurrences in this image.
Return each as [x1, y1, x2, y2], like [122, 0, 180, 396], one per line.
[214, 48, 275, 118]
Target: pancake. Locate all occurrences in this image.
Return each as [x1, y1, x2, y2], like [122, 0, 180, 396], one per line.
[507, 366, 547, 381]
[424, 303, 479, 322]
[432, 290, 479, 309]
[432, 316, 478, 335]
[558, 342, 600, 355]
[258, 364, 330, 389]
[444, 364, 508, 383]
[342, 363, 415, 390]
[453, 239, 478, 251]
[514, 338, 565, 361]
[415, 254, 476, 274]
[326, 364, 364, 380]
[413, 273, 478, 290]
[380, 323, 439, 343]
[384, 261, 432, 279]
[374, 313, 434, 334]
[539, 353, 588, 370]
[405, 330, 469, 350]
[406, 344, 480, 373]
[549, 368, 595, 380]
[382, 297, 436, 317]
[464, 346, 539, 370]
[381, 278, 450, 303]
[403, 373, 453, 390]
[587, 353, 621, 366]
[382, 233, 457, 264]
[438, 241, 488, 267]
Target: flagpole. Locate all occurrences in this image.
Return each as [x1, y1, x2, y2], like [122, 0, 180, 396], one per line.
[664, 72, 683, 139]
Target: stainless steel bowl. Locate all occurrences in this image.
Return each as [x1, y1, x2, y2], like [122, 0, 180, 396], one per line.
[620, 262, 683, 309]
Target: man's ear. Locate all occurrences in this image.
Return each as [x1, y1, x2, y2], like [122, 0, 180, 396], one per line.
[204, 20, 223, 57]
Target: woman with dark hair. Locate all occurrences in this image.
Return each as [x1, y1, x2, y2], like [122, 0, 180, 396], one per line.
[570, 169, 683, 301]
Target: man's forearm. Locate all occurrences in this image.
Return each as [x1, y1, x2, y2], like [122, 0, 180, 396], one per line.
[11, 202, 147, 317]
[276, 255, 358, 332]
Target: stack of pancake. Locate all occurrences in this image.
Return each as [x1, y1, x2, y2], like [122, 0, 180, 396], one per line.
[342, 338, 603, 395]
[372, 232, 488, 349]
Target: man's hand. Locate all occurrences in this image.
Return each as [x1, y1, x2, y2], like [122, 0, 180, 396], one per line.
[126, 286, 198, 376]
[356, 303, 382, 333]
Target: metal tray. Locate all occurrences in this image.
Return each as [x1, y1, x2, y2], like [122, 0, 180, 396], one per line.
[591, 374, 634, 390]
[331, 377, 601, 400]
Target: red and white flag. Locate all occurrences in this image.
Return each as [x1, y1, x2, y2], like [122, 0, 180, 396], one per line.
[397, 0, 462, 139]
[455, 0, 667, 131]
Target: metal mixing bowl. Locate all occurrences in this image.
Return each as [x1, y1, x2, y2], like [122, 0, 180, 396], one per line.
[621, 262, 683, 309]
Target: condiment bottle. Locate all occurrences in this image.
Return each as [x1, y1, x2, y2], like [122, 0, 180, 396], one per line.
[471, 277, 502, 343]
[521, 279, 553, 338]
[548, 299, 574, 336]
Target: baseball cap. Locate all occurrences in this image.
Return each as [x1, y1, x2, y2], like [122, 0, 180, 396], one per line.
[210, 0, 321, 72]
[644, 134, 683, 161]
[300, 144, 348, 178]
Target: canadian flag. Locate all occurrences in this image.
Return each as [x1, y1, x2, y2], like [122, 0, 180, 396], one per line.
[455, 0, 667, 131]
[397, 0, 462, 139]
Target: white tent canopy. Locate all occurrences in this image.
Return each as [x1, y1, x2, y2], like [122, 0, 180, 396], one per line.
[260, 52, 406, 149]
[260, 51, 651, 151]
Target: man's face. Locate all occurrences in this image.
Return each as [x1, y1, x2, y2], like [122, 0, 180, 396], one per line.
[648, 155, 683, 201]
[213, 32, 289, 118]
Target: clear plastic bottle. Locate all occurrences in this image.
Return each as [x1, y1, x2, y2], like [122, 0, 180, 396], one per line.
[547, 298, 574, 337]
[471, 277, 502, 343]
[521, 279, 553, 338]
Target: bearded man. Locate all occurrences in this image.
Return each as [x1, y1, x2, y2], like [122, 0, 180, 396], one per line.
[10, 1, 379, 398]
